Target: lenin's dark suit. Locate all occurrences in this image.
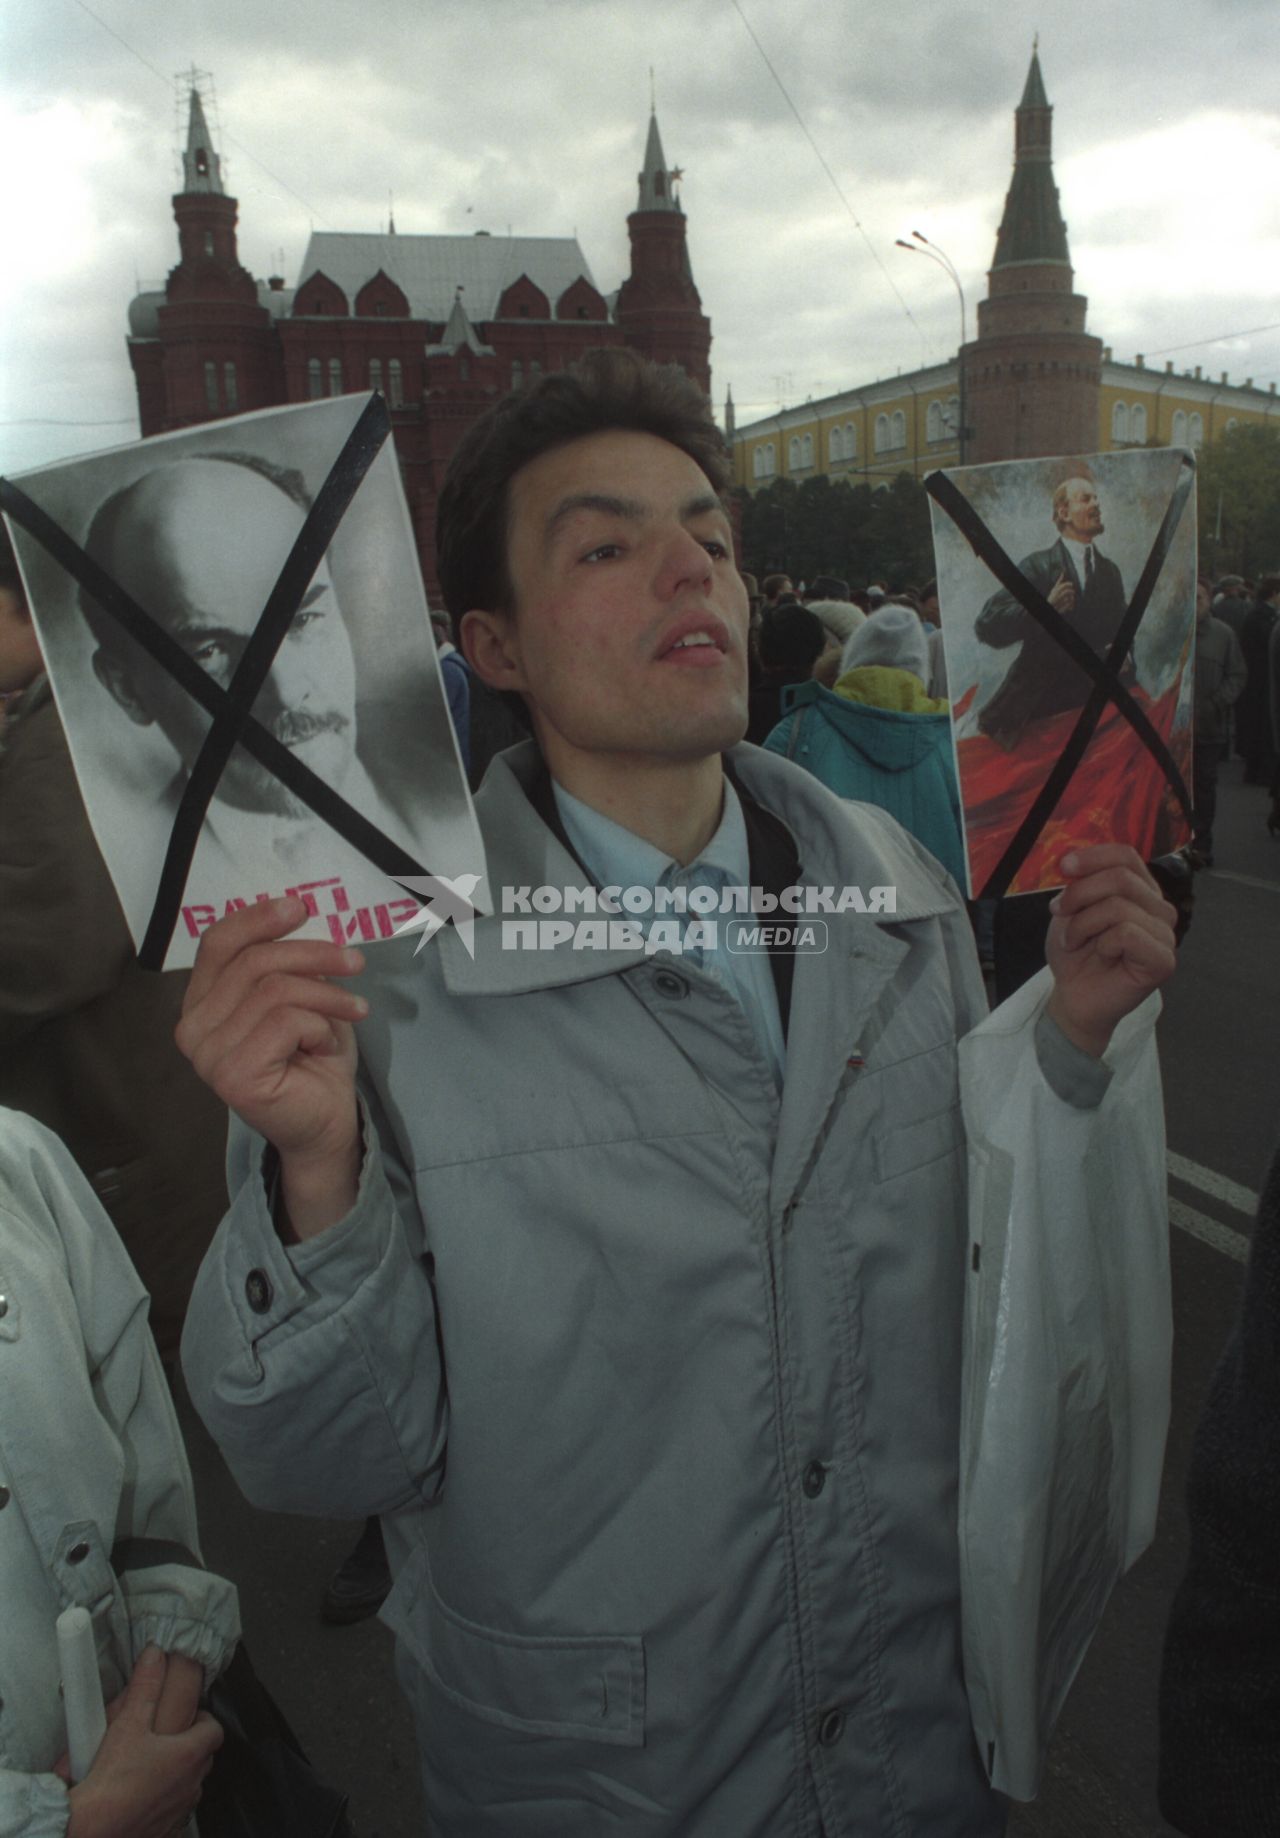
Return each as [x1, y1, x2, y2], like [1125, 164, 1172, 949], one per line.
[976, 537, 1128, 750]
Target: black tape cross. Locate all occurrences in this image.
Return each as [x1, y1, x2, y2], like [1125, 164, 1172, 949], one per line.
[925, 457, 1195, 898]
[0, 395, 433, 967]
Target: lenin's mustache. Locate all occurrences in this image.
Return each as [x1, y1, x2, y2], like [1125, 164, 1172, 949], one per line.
[262, 710, 351, 747]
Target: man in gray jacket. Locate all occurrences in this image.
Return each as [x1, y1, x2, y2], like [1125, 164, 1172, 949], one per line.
[180, 352, 1178, 1836]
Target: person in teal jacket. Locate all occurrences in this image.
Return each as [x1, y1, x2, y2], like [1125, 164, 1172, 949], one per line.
[763, 603, 967, 885]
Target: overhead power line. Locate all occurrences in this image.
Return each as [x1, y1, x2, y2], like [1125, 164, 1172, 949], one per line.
[730, 0, 929, 364]
[1141, 320, 1280, 359]
[68, 0, 333, 227]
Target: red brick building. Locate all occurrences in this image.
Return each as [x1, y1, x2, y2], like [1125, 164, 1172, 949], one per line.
[127, 92, 712, 597]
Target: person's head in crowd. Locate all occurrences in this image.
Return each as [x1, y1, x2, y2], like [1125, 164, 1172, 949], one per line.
[919, 580, 940, 627]
[865, 584, 887, 610]
[1195, 577, 1213, 626]
[740, 570, 765, 627]
[1255, 573, 1280, 607]
[849, 588, 872, 616]
[79, 456, 361, 821]
[762, 573, 794, 606]
[756, 601, 825, 680]
[806, 575, 849, 605]
[438, 348, 747, 788]
[1213, 574, 1245, 603]
[839, 603, 929, 688]
[0, 526, 43, 702]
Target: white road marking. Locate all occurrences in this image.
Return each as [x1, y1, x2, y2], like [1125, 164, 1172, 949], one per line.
[1167, 1151, 1259, 1218]
[1207, 868, 1280, 894]
[1168, 1197, 1250, 1265]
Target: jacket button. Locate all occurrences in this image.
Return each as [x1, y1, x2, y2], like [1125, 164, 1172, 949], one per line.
[0, 1486, 9, 1510]
[653, 969, 688, 999]
[67, 1540, 91, 1565]
[0, 1295, 7, 1318]
[817, 1706, 846, 1747]
[802, 1460, 826, 1498]
[245, 1269, 273, 1314]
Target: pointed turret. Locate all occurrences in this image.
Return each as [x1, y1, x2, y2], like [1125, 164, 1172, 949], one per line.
[965, 47, 1102, 462]
[724, 385, 735, 440]
[615, 109, 711, 394]
[135, 78, 277, 433]
[637, 112, 679, 213]
[990, 47, 1070, 270]
[181, 89, 225, 195]
[426, 292, 495, 358]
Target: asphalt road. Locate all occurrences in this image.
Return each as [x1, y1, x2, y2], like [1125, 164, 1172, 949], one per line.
[179, 763, 1280, 1838]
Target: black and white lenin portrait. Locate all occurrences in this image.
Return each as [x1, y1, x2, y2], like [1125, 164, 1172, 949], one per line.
[5, 395, 486, 968]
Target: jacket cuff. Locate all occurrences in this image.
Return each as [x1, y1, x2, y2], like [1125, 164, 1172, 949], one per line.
[218, 1097, 395, 1341]
[1033, 1009, 1114, 1109]
[124, 1565, 241, 1689]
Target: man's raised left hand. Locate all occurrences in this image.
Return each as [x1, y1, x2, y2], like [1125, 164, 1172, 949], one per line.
[1044, 844, 1178, 1058]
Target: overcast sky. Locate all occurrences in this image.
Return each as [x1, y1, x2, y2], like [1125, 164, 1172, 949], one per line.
[4, 0, 1279, 476]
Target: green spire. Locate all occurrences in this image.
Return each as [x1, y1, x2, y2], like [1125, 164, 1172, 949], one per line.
[991, 48, 1071, 269]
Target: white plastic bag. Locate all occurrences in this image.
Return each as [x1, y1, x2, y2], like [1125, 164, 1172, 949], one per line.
[958, 966, 1172, 1800]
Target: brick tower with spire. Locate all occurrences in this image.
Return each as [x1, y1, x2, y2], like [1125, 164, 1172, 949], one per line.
[614, 112, 712, 395]
[962, 48, 1102, 462]
[128, 83, 282, 434]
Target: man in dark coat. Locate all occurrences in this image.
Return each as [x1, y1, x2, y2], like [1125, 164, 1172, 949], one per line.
[975, 472, 1128, 751]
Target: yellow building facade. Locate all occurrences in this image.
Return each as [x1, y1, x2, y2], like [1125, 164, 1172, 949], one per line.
[733, 356, 1279, 496]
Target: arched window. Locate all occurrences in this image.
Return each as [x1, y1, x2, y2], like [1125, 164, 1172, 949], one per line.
[204, 361, 218, 412]
[223, 361, 238, 413]
[1171, 409, 1187, 445]
[763, 442, 775, 476]
[946, 395, 959, 433]
[1188, 412, 1204, 449]
[890, 409, 906, 449]
[1225, 416, 1238, 433]
[788, 436, 801, 470]
[874, 413, 889, 454]
[388, 358, 404, 408]
[1112, 401, 1129, 443]
[327, 357, 343, 396]
[800, 433, 813, 466]
[307, 357, 323, 400]
[844, 421, 857, 459]
[926, 400, 943, 443]
[829, 425, 844, 463]
[204, 231, 215, 258]
[529, 360, 543, 381]
[1130, 403, 1147, 443]
[511, 359, 523, 389]
[369, 358, 383, 395]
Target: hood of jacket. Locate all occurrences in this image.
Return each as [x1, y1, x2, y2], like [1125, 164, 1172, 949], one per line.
[783, 678, 954, 777]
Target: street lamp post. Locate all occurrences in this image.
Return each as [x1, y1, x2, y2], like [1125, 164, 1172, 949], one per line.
[895, 231, 968, 464]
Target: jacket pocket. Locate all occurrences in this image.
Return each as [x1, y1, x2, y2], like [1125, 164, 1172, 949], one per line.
[385, 1545, 645, 1747]
[873, 1101, 964, 1182]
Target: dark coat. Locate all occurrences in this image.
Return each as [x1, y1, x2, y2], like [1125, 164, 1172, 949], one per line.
[976, 537, 1128, 749]
[1158, 1144, 1280, 1834]
[0, 677, 230, 1360]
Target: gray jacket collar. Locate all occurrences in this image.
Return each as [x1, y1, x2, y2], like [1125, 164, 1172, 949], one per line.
[439, 741, 955, 998]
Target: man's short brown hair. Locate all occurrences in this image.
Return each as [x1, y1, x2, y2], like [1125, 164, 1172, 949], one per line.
[435, 348, 730, 619]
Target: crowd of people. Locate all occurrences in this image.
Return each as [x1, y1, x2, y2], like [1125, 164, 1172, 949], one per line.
[0, 350, 1276, 1835]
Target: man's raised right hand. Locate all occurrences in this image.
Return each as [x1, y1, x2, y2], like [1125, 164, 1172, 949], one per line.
[176, 896, 367, 1239]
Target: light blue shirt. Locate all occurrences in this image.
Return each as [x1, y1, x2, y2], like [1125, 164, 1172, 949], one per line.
[552, 777, 787, 1089]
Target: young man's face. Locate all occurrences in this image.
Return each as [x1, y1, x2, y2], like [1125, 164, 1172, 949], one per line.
[474, 429, 749, 783]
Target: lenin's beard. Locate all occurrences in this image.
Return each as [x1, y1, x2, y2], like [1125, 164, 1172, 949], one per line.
[221, 709, 355, 818]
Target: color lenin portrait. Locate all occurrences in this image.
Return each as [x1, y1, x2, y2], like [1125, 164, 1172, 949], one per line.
[3, 394, 487, 967]
[928, 447, 1196, 898]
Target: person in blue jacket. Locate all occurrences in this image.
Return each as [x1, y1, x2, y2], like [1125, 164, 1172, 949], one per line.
[763, 603, 966, 885]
